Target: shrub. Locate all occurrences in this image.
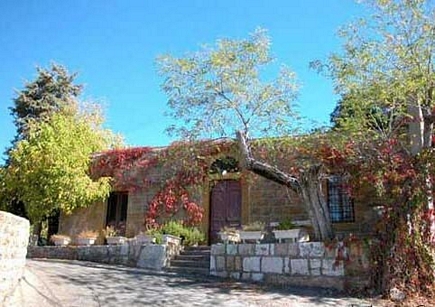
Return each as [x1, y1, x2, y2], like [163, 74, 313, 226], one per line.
[276, 219, 296, 230]
[242, 221, 265, 231]
[151, 220, 205, 246]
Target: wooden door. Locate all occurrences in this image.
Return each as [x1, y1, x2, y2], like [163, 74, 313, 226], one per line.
[209, 180, 242, 244]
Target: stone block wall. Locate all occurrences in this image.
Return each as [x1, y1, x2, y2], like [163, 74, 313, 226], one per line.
[248, 175, 307, 224]
[210, 241, 370, 291]
[0, 211, 30, 302]
[27, 235, 182, 271]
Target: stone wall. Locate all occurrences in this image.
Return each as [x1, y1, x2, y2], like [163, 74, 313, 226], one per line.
[59, 201, 106, 244]
[247, 174, 307, 225]
[27, 235, 182, 271]
[0, 211, 30, 302]
[210, 241, 371, 292]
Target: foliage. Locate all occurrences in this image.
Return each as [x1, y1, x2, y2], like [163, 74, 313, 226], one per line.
[150, 220, 205, 246]
[92, 139, 238, 228]
[313, 0, 435, 296]
[10, 63, 82, 143]
[103, 226, 119, 237]
[2, 110, 117, 223]
[242, 221, 265, 231]
[91, 146, 156, 191]
[157, 28, 299, 140]
[276, 219, 296, 230]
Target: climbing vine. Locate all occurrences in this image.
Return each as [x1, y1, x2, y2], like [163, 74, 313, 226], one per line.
[91, 139, 235, 228]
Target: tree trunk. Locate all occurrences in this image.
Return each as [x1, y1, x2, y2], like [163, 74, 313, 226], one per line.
[409, 102, 435, 239]
[299, 165, 334, 240]
[236, 131, 334, 240]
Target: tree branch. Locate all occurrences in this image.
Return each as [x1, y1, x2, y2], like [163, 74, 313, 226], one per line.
[236, 130, 300, 192]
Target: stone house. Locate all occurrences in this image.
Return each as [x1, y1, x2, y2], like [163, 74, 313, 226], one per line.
[59, 138, 380, 245]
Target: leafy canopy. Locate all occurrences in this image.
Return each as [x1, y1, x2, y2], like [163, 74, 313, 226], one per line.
[317, 0, 435, 141]
[157, 28, 299, 139]
[10, 63, 82, 142]
[2, 109, 119, 222]
[316, 0, 435, 295]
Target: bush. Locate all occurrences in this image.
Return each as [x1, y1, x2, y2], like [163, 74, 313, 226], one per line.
[276, 219, 295, 230]
[150, 220, 205, 246]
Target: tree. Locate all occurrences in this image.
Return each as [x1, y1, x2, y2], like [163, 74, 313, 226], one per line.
[157, 29, 334, 240]
[157, 28, 299, 140]
[10, 63, 82, 143]
[2, 109, 118, 223]
[1, 64, 121, 225]
[315, 0, 435, 295]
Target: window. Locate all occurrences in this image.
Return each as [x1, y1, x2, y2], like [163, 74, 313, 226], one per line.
[106, 192, 128, 235]
[327, 176, 355, 223]
[209, 156, 239, 175]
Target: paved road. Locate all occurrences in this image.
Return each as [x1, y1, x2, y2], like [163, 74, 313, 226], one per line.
[5, 259, 376, 307]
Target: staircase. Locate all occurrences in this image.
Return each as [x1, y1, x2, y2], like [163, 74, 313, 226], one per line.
[167, 246, 210, 276]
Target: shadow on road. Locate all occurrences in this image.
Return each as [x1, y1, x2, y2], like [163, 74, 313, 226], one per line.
[21, 259, 373, 307]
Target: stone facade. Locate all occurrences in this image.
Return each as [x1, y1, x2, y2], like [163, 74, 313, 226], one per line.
[210, 241, 371, 292]
[27, 235, 182, 271]
[59, 142, 381, 244]
[0, 211, 30, 303]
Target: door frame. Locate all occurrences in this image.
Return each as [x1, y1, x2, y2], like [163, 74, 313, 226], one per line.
[204, 172, 249, 244]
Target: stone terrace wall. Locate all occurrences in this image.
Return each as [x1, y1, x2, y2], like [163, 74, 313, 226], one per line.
[210, 241, 370, 292]
[0, 211, 30, 302]
[27, 235, 182, 271]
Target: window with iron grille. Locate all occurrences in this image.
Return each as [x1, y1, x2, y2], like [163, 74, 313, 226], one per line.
[327, 176, 355, 223]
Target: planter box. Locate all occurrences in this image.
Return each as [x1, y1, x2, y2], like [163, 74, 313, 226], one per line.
[135, 234, 155, 244]
[273, 228, 310, 243]
[106, 236, 126, 245]
[218, 232, 240, 244]
[239, 231, 264, 243]
[77, 237, 97, 246]
[52, 237, 71, 246]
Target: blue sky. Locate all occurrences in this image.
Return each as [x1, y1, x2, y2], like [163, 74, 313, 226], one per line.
[0, 0, 365, 161]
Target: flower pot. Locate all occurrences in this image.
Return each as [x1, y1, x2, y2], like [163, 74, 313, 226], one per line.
[106, 236, 126, 245]
[52, 237, 71, 246]
[239, 231, 264, 243]
[77, 237, 97, 246]
[218, 232, 240, 244]
[273, 228, 309, 243]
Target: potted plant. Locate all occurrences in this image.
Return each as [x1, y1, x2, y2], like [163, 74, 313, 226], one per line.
[103, 226, 126, 245]
[50, 234, 71, 246]
[218, 226, 240, 244]
[239, 221, 265, 243]
[77, 230, 99, 246]
[272, 219, 309, 243]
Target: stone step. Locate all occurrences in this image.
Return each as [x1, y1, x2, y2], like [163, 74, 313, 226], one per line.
[183, 245, 211, 251]
[165, 266, 210, 276]
[176, 254, 210, 261]
[170, 259, 210, 268]
[180, 249, 210, 255]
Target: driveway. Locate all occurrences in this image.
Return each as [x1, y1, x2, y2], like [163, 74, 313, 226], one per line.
[5, 259, 376, 307]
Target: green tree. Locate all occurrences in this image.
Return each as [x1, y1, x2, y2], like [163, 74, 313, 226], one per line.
[315, 0, 435, 295]
[157, 29, 335, 241]
[2, 109, 118, 223]
[157, 28, 299, 140]
[10, 63, 82, 142]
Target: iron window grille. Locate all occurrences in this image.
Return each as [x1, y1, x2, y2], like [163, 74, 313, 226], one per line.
[327, 176, 355, 223]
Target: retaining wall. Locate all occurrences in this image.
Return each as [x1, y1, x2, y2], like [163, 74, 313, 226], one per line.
[210, 241, 371, 291]
[27, 235, 181, 270]
[0, 211, 30, 302]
